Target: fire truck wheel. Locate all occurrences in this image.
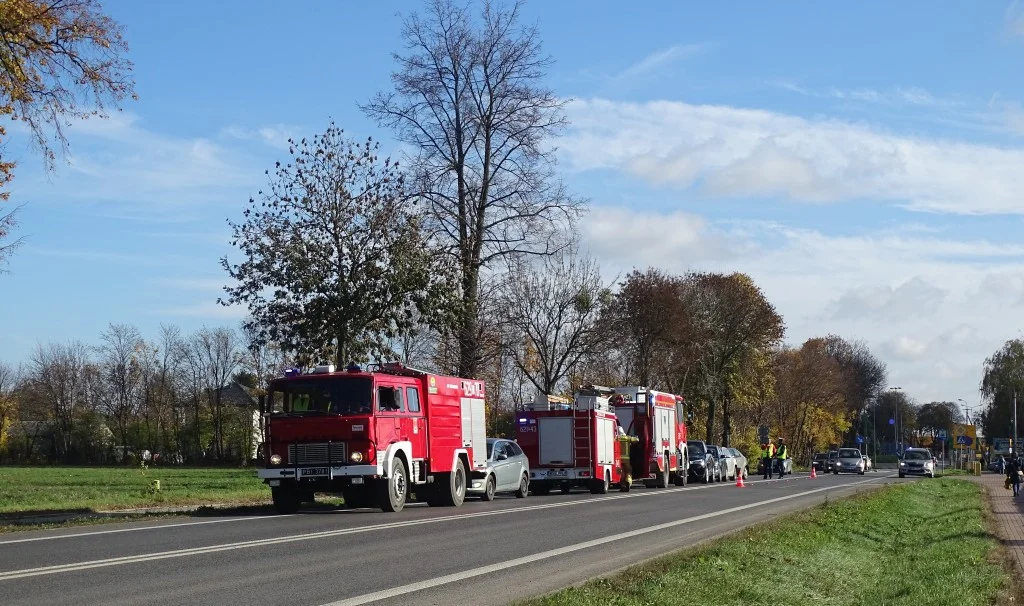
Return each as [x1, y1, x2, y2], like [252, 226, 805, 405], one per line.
[378, 458, 408, 513]
[271, 485, 300, 514]
[480, 475, 496, 501]
[514, 474, 529, 498]
[656, 462, 669, 488]
[589, 472, 609, 494]
[439, 459, 467, 507]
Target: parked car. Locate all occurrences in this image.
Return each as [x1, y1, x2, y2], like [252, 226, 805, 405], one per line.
[687, 440, 718, 483]
[729, 447, 749, 477]
[708, 445, 737, 480]
[834, 448, 866, 475]
[899, 447, 936, 478]
[811, 452, 829, 473]
[468, 438, 530, 500]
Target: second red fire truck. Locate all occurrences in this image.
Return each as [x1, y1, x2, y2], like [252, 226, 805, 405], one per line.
[515, 385, 689, 494]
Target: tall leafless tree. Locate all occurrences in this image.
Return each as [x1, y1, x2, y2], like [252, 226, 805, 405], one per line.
[499, 250, 610, 394]
[97, 323, 143, 461]
[30, 341, 91, 460]
[364, 0, 583, 379]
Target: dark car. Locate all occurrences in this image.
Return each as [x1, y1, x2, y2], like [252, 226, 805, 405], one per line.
[687, 440, 718, 483]
[811, 452, 829, 473]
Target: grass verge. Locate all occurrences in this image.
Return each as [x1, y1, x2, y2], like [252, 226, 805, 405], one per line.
[517, 479, 1010, 606]
[0, 466, 270, 515]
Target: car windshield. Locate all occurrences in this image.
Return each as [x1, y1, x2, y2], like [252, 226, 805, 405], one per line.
[707, 446, 720, 457]
[688, 442, 705, 455]
[838, 449, 860, 458]
[269, 377, 373, 416]
[813, 453, 827, 460]
[904, 450, 931, 460]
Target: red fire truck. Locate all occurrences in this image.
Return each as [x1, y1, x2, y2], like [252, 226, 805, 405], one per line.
[610, 386, 689, 488]
[256, 362, 487, 514]
[515, 385, 628, 495]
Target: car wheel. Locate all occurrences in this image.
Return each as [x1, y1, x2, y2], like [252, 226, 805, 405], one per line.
[480, 475, 496, 502]
[514, 474, 529, 498]
[703, 467, 710, 484]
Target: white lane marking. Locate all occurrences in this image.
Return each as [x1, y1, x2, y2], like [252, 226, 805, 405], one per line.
[0, 515, 293, 545]
[0, 472, 881, 580]
[321, 476, 890, 606]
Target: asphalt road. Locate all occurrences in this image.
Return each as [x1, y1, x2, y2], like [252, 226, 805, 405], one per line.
[0, 471, 909, 606]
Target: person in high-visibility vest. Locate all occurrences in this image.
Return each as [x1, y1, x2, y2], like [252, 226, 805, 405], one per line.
[761, 441, 776, 479]
[616, 423, 638, 492]
[774, 437, 788, 477]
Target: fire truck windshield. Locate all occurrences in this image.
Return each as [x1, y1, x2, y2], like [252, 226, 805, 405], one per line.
[269, 377, 373, 416]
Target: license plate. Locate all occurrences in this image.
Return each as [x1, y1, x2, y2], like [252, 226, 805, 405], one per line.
[547, 469, 567, 477]
[301, 467, 328, 477]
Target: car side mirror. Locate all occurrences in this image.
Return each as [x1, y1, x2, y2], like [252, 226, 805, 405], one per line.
[496, 452, 508, 461]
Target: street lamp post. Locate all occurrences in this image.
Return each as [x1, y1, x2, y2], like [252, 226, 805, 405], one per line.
[890, 386, 902, 456]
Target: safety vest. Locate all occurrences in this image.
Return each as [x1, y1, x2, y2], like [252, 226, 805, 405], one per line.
[776, 444, 787, 458]
[761, 444, 775, 458]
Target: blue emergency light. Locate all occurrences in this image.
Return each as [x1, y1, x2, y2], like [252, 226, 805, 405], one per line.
[283, 367, 301, 378]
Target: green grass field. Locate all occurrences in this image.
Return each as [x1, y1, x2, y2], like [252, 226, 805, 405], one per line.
[518, 479, 1011, 606]
[0, 466, 270, 514]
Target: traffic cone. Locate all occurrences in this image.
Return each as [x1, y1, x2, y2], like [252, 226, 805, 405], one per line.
[735, 469, 745, 487]
[810, 466, 817, 479]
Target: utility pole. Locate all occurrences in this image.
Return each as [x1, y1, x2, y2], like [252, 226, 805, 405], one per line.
[889, 386, 902, 456]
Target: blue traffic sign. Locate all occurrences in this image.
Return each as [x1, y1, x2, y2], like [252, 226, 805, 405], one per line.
[956, 435, 973, 446]
[855, 435, 864, 444]
[937, 429, 947, 439]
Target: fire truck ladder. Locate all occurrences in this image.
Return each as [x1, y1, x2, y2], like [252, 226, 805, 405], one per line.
[573, 403, 592, 468]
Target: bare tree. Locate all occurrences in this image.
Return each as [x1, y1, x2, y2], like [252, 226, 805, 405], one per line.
[97, 323, 143, 461]
[190, 327, 241, 461]
[364, 0, 583, 378]
[30, 341, 91, 460]
[499, 250, 609, 394]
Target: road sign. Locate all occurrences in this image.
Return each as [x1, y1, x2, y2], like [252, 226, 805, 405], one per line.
[855, 435, 864, 444]
[956, 435, 974, 446]
[888, 418, 895, 425]
[758, 425, 770, 443]
[937, 429, 947, 439]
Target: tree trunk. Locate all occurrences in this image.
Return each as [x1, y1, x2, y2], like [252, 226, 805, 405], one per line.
[334, 323, 349, 369]
[458, 265, 481, 378]
[721, 388, 732, 447]
[705, 396, 716, 443]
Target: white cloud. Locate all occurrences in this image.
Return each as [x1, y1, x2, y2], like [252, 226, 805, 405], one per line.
[613, 43, 710, 81]
[581, 207, 1024, 403]
[1007, 1, 1024, 38]
[561, 98, 1024, 215]
[774, 82, 965, 111]
[220, 124, 301, 150]
[8, 112, 264, 211]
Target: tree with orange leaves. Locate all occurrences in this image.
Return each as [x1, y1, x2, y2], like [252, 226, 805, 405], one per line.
[0, 0, 136, 270]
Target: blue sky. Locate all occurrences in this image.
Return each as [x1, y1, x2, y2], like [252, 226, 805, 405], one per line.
[3, 0, 1024, 405]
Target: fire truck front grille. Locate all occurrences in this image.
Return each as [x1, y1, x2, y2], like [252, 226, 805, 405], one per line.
[287, 442, 347, 465]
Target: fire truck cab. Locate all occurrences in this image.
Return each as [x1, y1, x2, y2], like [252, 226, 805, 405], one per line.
[611, 386, 688, 488]
[256, 362, 487, 514]
[515, 386, 624, 495]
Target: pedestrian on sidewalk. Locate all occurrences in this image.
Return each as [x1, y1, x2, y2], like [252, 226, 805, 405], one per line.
[1007, 454, 1021, 497]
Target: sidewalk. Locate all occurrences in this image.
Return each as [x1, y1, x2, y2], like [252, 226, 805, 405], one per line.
[967, 472, 1024, 573]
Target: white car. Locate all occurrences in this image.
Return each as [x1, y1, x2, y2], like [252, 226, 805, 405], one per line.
[468, 438, 531, 500]
[728, 448, 749, 476]
[708, 445, 738, 481]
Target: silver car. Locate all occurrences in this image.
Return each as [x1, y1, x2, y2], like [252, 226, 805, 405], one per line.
[468, 438, 530, 500]
[729, 448, 749, 476]
[833, 447, 866, 475]
[899, 448, 936, 478]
